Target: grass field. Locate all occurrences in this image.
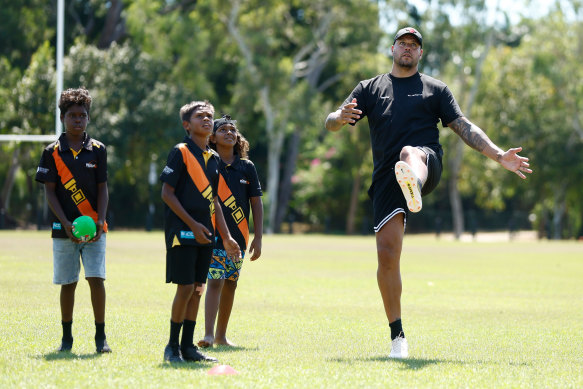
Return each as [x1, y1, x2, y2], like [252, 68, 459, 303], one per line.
[1, 230, 582, 388]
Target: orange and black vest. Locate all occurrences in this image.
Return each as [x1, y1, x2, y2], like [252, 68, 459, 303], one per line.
[177, 143, 216, 230]
[217, 173, 249, 248]
[52, 146, 108, 232]
[161, 141, 219, 249]
[35, 133, 107, 238]
[214, 157, 262, 251]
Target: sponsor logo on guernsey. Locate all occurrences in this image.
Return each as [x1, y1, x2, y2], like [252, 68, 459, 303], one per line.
[240, 179, 249, 184]
[37, 167, 49, 174]
[162, 166, 174, 175]
[86, 162, 97, 168]
[53, 222, 62, 230]
[180, 231, 195, 239]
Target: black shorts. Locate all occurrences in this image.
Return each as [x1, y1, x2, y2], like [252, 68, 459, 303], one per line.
[369, 146, 442, 233]
[166, 245, 213, 285]
[419, 146, 442, 196]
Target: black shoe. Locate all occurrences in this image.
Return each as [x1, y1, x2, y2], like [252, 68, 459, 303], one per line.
[181, 345, 218, 362]
[164, 343, 184, 363]
[96, 337, 112, 353]
[58, 337, 73, 352]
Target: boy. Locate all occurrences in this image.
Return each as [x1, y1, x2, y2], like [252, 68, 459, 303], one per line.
[35, 87, 111, 353]
[198, 114, 263, 348]
[160, 100, 241, 363]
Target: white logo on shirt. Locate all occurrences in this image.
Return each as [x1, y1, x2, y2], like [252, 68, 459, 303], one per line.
[162, 166, 174, 175]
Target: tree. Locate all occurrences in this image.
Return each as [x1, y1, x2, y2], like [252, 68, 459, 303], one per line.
[474, 7, 583, 239]
[1, 42, 55, 226]
[0, 0, 54, 70]
[216, 0, 385, 233]
[62, 41, 190, 227]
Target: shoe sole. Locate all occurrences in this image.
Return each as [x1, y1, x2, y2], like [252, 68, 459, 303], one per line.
[395, 161, 422, 213]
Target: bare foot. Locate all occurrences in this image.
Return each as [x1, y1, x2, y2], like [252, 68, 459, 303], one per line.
[197, 335, 214, 348]
[214, 337, 236, 347]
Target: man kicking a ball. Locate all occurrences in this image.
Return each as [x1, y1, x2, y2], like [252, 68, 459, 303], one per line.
[325, 27, 532, 358]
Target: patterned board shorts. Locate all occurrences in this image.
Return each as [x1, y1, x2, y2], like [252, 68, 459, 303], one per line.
[207, 249, 245, 282]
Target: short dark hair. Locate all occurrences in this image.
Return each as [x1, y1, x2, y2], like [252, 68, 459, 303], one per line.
[179, 100, 215, 123]
[59, 88, 92, 116]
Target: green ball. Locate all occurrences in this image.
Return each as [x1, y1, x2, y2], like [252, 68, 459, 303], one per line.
[72, 215, 96, 242]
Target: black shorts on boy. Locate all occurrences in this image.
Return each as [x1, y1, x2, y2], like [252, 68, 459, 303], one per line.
[167, 246, 213, 285]
[160, 136, 220, 285]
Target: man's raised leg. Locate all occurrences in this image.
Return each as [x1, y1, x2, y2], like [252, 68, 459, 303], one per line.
[395, 146, 428, 213]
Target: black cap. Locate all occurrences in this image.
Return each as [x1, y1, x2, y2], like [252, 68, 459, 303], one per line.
[394, 27, 422, 47]
[213, 114, 237, 133]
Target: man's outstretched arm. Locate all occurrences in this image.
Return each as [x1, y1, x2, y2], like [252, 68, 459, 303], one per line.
[448, 116, 532, 179]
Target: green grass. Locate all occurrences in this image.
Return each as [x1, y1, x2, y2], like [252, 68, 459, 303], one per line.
[1, 230, 582, 388]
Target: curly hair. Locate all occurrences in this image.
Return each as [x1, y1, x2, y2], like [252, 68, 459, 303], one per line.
[210, 115, 250, 159]
[179, 100, 215, 123]
[59, 87, 92, 116]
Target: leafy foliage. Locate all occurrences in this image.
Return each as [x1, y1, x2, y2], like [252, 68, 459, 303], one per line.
[1, 0, 582, 238]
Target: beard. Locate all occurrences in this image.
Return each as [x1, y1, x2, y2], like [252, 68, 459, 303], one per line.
[395, 54, 418, 68]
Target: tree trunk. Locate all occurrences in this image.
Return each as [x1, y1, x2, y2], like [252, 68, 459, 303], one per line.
[261, 88, 284, 234]
[225, 4, 283, 234]
[97, 0, 125, 49]
[552, 186, 566, 240]
[274, 128, 301, 233]
[448, 30, 494, 239]
[1, 145, 21, 213]
[448, 137, 465, 239]
[225, 1, 333, 233]
[345, 167, 362, 235]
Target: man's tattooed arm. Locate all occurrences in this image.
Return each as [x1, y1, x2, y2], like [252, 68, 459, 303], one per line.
[448, 117, 532, 178]
[448, 117, 490, 152]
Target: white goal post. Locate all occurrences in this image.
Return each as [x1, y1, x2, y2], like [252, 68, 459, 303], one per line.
[0, 134, 58, 142]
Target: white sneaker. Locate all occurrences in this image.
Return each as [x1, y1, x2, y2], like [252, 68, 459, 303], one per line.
[389, 337, 409, 359]
[395, 161, 422, 213]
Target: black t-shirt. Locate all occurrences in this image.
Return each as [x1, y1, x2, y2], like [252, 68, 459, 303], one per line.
[160, 137, 220, 249]
[35, 133, 108, 239]
[215, 156, 262, 251]
[344, 72, 463, 184]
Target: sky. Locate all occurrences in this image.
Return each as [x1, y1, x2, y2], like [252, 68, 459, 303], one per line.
[475, 0, 557, 25]
[379, 0, 567, 32]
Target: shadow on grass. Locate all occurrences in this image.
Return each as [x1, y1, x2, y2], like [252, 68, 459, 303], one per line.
[208, 345, 260, 354]
[328, 356, 465, 370]
[330, 355, 530, 370]
[371, 356, 452, 370]
[39, 350, 102, 361]
[157, 361, 214, 370]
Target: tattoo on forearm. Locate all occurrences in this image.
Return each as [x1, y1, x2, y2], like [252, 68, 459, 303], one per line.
[450, 118, 487, 152]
